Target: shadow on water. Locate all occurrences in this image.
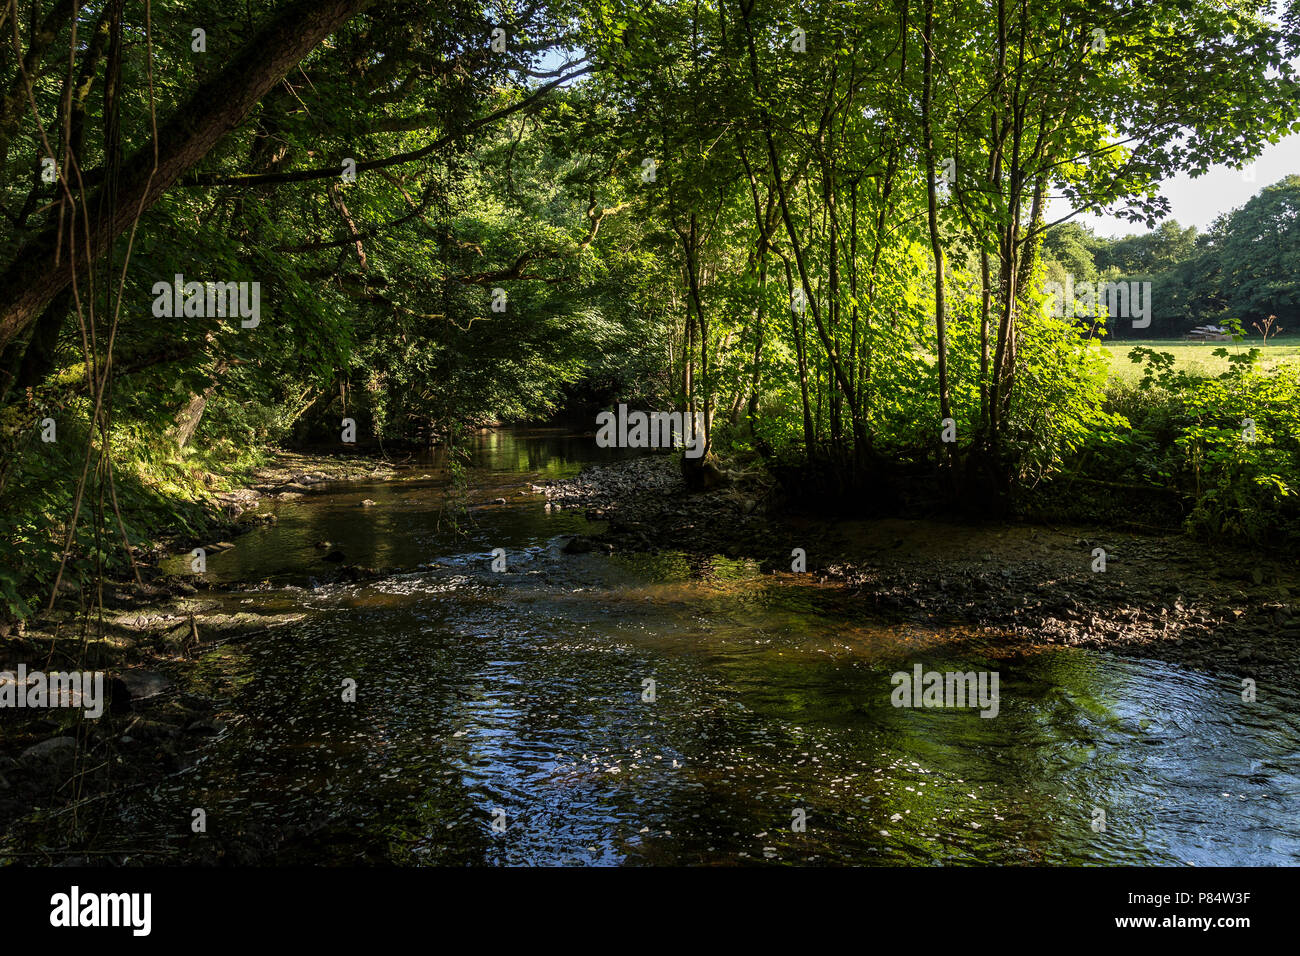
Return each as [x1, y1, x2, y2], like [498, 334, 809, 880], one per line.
[20, 427, 1300, 865]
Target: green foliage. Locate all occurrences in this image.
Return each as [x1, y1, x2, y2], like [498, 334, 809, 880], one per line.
[1078, 343, 1300, 547]
[0, 416, 236, 617]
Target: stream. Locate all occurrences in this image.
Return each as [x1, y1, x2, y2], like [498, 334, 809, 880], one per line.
[50, 428, 1300, 864]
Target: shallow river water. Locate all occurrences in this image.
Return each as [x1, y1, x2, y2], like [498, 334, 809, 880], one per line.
[69, 428, 1300, 864]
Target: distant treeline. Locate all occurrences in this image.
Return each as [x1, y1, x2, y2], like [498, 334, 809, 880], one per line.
[1040, 175, 1300, 339]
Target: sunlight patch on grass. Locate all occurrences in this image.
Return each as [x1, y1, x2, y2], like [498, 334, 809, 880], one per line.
[1098, 336, 1300, 383]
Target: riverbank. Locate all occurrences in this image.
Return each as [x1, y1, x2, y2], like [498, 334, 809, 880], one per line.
[138, 447, 401, 560]
[532, 455, 1298, 679]
[0, 589, 314, 856]
[0, 447, 399, 851]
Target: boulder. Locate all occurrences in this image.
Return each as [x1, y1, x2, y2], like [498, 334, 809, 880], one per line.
[21, 736, 78, 761]
[118, 670, 172, 701]
[562, 535, 597, 554]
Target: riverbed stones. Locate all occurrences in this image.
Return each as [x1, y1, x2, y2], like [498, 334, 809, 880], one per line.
[214, 489, 260, 515]
[528, 455, 1300, 682]
[237, 511, 276, 526]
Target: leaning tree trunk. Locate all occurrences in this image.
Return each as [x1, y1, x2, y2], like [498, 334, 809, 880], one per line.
[171, 359, 230, 449]
[0, 0, 374, 355]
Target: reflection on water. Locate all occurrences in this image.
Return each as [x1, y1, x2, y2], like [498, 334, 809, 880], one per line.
[33, 428, 1300, 864]
[169, 426, 642, 583]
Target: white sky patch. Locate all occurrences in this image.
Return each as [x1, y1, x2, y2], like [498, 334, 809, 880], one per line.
[1047, 132, 1300, 238]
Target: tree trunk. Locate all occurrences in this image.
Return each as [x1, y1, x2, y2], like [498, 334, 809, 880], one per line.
[921, 0, 953, 469]
[172, 360, 230, 449]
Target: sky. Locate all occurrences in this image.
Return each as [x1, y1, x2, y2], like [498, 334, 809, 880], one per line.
[1047, 132, 1300, 239]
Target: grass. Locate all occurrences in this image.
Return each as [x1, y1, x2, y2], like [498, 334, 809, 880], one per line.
[1097, 334, 1300, 383]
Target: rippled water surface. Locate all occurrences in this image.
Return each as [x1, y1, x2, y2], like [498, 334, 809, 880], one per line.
[39, 428, 1300, 864]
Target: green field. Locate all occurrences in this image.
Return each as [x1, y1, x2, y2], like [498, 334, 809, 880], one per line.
[1098, 335, 1300, 383]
